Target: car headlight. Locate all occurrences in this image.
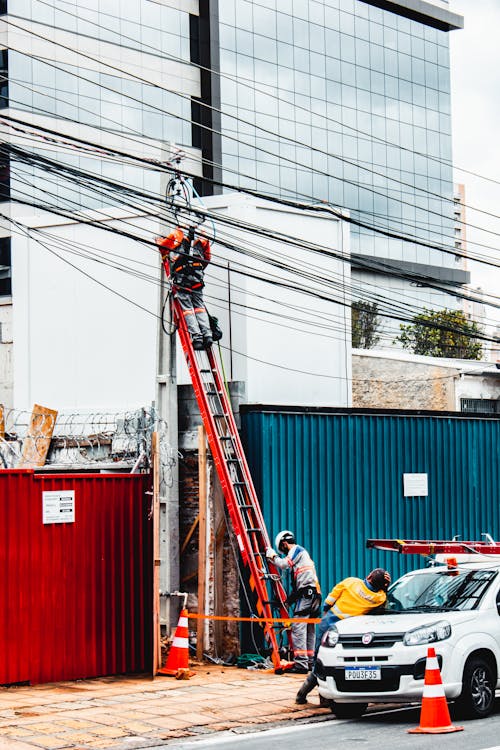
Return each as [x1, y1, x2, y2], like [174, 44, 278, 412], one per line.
[403, 620, 451, 646]
[321, 626, 339, 648]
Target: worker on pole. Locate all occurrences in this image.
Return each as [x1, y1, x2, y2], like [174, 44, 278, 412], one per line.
[156, 225, 213, 350]
[266, 530, 322, 674]
[295, 567, 391, 704]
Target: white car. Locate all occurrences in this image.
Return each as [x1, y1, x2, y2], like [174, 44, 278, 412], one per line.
[316, 558, 500, 720]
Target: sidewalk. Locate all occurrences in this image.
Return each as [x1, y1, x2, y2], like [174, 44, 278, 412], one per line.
[0, 665, 332, 749]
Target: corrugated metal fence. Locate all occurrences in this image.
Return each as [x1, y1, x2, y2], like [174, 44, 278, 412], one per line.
[0, 470, 152, 685]
[241, 409, 500, 587]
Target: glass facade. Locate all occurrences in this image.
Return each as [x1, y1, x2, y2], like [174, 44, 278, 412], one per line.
[5, 0, 458, 265]
[8, 0, 192, 210]
[217, 0, 456, 263]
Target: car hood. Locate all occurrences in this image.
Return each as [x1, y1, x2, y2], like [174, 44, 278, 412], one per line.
[335, 610, 480, 633]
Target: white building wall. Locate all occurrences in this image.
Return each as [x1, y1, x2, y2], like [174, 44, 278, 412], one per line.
[197, 194, 352, 406]
[0, 299, 12, 408]
[11, 209, 160, 410]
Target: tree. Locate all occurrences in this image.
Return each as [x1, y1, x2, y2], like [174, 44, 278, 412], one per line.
[396, 307, 483, 360]
[351, 301, 381, 349]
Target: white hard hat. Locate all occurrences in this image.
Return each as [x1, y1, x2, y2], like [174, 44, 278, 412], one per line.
[275, 530, 295, 552]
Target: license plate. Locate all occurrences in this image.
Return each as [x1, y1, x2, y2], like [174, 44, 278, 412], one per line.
[345, 666, 381, 680]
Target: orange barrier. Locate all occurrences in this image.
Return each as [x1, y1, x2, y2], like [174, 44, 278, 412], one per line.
[186, 612, 321, 624]
[408, 647, 463, 734]
[158, 608, 196, 678]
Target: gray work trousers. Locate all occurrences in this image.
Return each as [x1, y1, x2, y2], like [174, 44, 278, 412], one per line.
[292, 594, 316, 670]
[176, 289, 211, 342]
[297, 612, 340, 699]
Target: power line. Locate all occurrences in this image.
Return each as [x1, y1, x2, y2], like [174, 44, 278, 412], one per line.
[0, 117, 486, 268]
[4, 179, 498, 353]
[6, 202, 493, 376]
[19, 0, 500, 194]
[1, 17, 491, 245]
[5, 133, 500, 341]
[3, 69, 500, 268]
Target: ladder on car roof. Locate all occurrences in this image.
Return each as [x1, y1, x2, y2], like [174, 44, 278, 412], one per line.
[159, 253, 292, 671]
[367, 538, 500, 556]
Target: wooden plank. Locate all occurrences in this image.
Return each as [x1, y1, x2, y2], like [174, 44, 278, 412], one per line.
[152, 431, 161, 676]
[180, 514, 199, 556]
[197, 425, 207, 662]
[0, 404, 4, 439]
[18, 404, 58, 468]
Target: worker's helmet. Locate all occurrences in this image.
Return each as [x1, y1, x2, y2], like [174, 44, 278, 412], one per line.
[368, 568, 391, 591]
[275, 530, 295, 553]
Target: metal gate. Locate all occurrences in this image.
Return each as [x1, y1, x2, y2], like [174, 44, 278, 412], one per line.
[0, 470, 152, 685]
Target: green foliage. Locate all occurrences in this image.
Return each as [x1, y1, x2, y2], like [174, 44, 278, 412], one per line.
[396, 307, 483, 360]
[352, 301, 381, 349]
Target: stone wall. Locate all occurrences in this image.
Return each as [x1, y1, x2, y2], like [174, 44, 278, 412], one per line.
[352, 354, 457, 410]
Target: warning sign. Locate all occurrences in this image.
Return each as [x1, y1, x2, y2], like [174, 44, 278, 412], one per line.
[42, 490, 75, 524]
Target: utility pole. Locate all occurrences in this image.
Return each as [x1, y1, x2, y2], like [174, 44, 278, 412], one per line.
[155, 151, 180, 633]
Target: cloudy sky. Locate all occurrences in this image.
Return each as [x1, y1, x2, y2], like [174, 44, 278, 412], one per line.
[450, 0, 500, 331]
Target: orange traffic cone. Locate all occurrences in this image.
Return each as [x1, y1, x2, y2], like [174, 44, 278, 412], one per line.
[408, 647, 463, 734]
[158, 608, 195, 678]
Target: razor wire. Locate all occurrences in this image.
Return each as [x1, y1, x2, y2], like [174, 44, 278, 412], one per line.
[0, 406, 175, 479]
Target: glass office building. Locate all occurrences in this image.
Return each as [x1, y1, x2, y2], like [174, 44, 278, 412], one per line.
[6, 0, 192, 210]
[213, 0, 465, 276]
[1, 0, 466, 334]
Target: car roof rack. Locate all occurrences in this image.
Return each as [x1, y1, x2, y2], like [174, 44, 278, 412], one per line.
[366, 537, 500, 556]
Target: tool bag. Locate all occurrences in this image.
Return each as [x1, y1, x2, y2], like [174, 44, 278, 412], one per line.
[209, 314, 223, 342]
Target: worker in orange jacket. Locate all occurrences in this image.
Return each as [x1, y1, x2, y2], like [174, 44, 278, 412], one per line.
[156, 226, 213, 350]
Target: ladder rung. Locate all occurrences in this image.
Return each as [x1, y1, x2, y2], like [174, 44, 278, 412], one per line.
[199, 369, 212, 373]
[238, 504, 253, 510]
[219, 435, 233, 441]
[247, 528, 263, 533]
[205, 389, 219, 396]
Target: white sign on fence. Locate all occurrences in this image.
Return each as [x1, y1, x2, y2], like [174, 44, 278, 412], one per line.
[42, 490, 75, 524]
[403, 473, 428, 497]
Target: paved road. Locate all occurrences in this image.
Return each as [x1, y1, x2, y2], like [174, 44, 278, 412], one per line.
[164, 703, 500, 750]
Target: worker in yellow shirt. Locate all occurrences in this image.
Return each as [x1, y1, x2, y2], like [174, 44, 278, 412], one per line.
[296, 568, 391, 705]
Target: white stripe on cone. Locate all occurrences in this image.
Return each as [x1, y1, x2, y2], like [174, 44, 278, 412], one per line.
[172, 636, 189, 649]
[422, 684, 446, 699]
[426, 657, 440, 671]
[178, 616, 188, 628]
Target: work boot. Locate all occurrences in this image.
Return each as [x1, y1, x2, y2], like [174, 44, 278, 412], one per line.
[203, 335, 213, 349]
[192, 337, 204, 350]
[295, 672, 318, 704]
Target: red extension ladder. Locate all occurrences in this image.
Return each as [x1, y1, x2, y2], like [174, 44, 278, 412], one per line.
[162, 263, 291, 669]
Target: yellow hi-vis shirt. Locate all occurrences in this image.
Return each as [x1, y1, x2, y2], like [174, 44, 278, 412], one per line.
[324, 577, 386, 619]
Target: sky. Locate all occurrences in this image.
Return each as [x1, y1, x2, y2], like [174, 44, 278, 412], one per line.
[450, 0, 500, 333]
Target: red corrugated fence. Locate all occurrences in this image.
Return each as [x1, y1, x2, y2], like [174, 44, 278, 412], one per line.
[0, 470, 152, 685]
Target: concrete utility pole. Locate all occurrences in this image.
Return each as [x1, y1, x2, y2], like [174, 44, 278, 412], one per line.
[155, 156, 180, 633]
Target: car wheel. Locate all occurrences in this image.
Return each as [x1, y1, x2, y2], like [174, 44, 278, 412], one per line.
[456, 657, 495, 719]
[330, 701, 368, 719]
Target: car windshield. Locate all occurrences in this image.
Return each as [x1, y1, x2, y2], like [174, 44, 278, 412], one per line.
[386, 568, 497, 612]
